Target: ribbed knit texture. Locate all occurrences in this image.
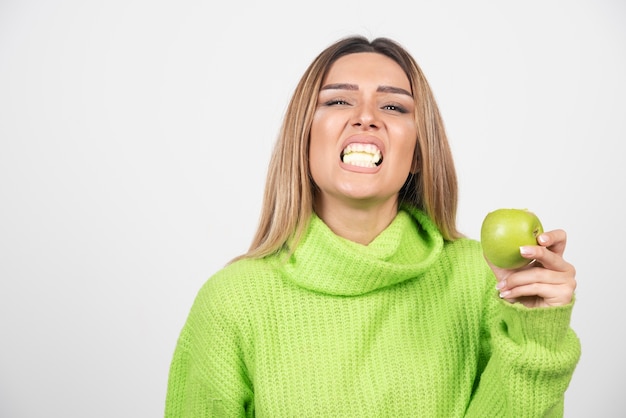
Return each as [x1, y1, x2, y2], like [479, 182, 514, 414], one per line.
[165, 206, 580, 417]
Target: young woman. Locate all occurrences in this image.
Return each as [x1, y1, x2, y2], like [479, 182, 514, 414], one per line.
[165, 36, 580, 417]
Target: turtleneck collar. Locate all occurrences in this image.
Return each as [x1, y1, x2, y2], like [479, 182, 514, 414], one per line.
[280, 205, 444, 296]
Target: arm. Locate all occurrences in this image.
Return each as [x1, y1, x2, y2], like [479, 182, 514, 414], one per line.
[466, 229, 581, 417]
[466, 294, 580, 417]
[165, 287, 253, 418]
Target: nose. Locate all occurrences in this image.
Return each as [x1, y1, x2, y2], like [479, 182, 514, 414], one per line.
[352, 102, 380, 129]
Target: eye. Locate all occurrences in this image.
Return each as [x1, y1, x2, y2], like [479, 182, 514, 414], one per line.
[382, 104, 408, 114]
[325, 99, 351, 106]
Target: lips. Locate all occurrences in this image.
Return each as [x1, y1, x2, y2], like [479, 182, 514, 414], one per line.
[340, 142, 383, 168]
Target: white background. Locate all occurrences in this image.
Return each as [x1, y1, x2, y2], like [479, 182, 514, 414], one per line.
[1, 0, 624, 416]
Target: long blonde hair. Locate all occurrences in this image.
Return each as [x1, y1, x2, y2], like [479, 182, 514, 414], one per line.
[235, 35, 460, 262]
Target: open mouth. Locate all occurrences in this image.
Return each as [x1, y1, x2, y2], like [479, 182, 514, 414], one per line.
[340, 143, 383, 168]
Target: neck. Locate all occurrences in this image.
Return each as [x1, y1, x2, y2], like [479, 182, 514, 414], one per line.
[314, 197, 399, 245]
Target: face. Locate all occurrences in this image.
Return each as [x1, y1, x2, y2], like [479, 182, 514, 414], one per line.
[309, 52, 418, 212]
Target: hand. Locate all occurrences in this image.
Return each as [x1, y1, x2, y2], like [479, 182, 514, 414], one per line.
[487, 229, 577, 308]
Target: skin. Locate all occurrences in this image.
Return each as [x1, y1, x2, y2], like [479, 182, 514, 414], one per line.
[309, 52, 418, 245]
[490, 230, 577, 307]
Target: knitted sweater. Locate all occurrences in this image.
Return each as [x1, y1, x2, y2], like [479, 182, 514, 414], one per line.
[165, 206, 580, 417]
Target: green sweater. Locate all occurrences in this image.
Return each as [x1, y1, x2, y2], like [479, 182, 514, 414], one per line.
[165, 206, 580, 417]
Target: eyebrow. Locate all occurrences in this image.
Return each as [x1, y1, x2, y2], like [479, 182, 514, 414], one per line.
[320, 83, 412, 97]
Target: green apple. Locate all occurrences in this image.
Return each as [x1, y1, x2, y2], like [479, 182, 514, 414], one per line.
[480, 208, 544, 269]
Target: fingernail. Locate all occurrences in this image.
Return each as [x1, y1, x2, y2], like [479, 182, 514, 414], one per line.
[538, 234, 548, 244]
[499, 290, 511, 298]
[496, 280, 506, 290]
[520, 246, 533, 257]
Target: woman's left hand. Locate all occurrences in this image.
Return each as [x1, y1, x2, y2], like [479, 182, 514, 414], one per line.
[488, 229, 577, 308]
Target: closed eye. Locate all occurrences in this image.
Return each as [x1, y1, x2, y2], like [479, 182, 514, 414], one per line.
[325, 99, 351, 106]
[382, 104, 408, 113]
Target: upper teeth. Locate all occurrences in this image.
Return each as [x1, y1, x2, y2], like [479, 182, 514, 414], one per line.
[341, 143, 382, 167]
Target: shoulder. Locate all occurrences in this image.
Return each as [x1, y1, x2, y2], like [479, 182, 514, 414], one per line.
[441, 237, 494, 283]
[443, 237, 485, 262]
[210, 257, 280, 286]
[191, 256, 283, 315]
[175, 258, 283, 368]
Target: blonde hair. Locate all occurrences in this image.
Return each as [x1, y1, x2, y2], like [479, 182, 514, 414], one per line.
[235, 35, 460, 262]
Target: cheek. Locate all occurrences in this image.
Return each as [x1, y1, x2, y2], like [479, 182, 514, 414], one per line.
[308, 121, 330, 178]
[309, 116, 338, 158]
[308, 141, 322, 173]
[308, 127, 324, 162]
[392, 127, 418, 169]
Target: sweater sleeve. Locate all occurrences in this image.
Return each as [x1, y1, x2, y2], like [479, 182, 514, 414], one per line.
[466, 281, 581, 417]
[164, 284, 254, 418]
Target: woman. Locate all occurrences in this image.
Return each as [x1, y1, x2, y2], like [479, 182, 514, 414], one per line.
[165, 36, 580, 417]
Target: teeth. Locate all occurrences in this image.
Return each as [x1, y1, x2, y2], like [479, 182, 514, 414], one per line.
[341, 143, 382, 167]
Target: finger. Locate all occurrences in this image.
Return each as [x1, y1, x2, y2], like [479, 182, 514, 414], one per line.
[497, 262, 577, 304]
[501, 264, 576, 290]
[498, 282, 575, 307]
[519, 244, 573, 273]
[536, 229, 567, 257]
